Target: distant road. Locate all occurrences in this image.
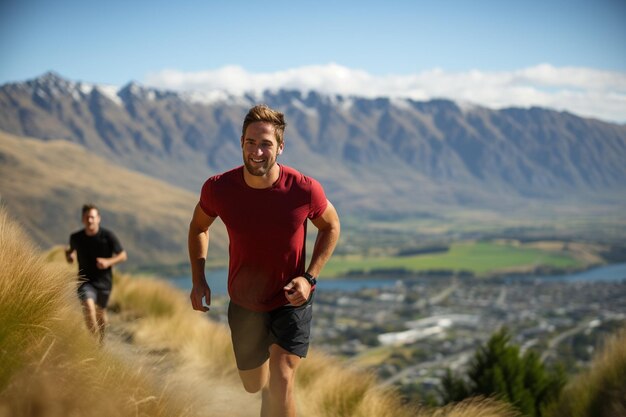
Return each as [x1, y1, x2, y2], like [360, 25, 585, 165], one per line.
[540, 320, 600, 362]
[414, 278, 459, 308]
[495, 286, 507, 308]
[380, 350, 473, 387]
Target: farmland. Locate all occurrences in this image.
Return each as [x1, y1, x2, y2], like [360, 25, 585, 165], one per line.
[322, 240, 591, 278]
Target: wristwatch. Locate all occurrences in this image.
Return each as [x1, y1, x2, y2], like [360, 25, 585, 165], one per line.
[302, 272, 317, 286]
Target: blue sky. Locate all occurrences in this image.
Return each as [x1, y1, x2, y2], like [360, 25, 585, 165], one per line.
[1, 0, 625, 122]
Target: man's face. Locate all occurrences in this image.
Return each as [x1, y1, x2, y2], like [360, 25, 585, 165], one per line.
[82, 209, 101, 235]
[241, 121, 283, 177]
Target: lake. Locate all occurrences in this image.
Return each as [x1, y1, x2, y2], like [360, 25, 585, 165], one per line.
[166, 262, 626, 295]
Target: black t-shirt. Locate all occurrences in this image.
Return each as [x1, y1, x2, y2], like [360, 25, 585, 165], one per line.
[69, 228, 124, 290]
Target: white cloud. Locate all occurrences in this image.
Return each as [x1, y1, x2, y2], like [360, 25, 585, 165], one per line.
[144, 63, 626, 123]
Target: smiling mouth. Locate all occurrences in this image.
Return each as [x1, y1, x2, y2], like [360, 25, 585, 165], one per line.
[251, 158, 265, 163]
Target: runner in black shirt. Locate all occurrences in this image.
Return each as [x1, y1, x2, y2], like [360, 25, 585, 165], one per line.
[66, 204, 127, 343]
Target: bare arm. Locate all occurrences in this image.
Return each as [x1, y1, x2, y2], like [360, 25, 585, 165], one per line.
[188, 203, 216, 312]
[284, 200, 341, 305]
[307, 200, 341, 277]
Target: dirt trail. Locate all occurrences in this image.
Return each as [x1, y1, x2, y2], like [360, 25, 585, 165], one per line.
[104, 313, 261, 417]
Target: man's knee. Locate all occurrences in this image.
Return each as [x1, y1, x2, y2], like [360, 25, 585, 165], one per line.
[96, 308, 108, 323]
[241, 378, 264, 394]
[268, 345, 300, 390]
[268, 370, 293, 396]
[81, 299, 97, 316]
[238, 363, 269, 393]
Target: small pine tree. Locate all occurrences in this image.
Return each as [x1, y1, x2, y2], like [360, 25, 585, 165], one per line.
[440, 368, 470, 403]
[439, 328, 565, 417]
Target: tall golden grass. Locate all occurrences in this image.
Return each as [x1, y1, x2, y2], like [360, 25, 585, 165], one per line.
[1, 206, 524, 416]
[549, 326, 626, 417]
[0, 207, 195, 417]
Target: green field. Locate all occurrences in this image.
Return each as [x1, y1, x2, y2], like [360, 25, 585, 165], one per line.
[322, 241, 585, 278]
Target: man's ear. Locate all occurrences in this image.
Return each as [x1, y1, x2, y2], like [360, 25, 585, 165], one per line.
[240, 136, 244, 148]
[278, 142, 284, 155]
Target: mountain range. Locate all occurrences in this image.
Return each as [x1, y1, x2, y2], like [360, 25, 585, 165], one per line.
[1, 72, 625, 266]
[3, 72, 626, 210]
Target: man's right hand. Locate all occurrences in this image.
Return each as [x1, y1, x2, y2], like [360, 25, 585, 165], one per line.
[190, 281, 212, 312]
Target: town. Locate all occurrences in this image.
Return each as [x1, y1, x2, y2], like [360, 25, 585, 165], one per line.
[310, 275, 626, 402]
[201, 271, 626, 403]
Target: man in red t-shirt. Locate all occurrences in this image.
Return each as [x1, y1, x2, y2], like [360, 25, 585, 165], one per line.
[188, 104, 340, 417]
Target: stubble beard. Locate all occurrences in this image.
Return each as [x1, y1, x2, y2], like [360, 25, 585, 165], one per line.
[243, 156, 277, 177]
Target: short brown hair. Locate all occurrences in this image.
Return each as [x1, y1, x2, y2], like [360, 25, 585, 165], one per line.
[81, 203, 99, 216]
[242, 104, 287, 146]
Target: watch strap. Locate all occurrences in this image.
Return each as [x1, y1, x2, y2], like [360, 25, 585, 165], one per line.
[302, 272, 317, 286]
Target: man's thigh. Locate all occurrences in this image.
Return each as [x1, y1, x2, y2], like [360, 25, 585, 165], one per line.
[77, 282, 110, 309]
[268, 343, 301, 376]
[228, 296, 314, 371]
[268, 294, 314, 358]
[228, 302, 272, 371]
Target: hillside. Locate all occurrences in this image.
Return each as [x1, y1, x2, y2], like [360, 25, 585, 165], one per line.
[0, 130, 228, 267]
[2, 72, 626, 219]
[1, 206, 524, 417]
[549, 326, 626, 417]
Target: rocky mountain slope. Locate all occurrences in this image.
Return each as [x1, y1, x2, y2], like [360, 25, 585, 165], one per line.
[2, 72, 625, 218]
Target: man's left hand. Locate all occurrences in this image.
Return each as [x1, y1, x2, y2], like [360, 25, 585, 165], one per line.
[284, 277, 312, 306]
[95, 257, 111, 270]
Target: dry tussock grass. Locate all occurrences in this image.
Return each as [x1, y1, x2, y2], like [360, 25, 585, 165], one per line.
[297, 353, 520, 417]
[0, 208, 193, 417]
[110, 273, 238, 379]
[0, 208, 77, 387]
[550, 326, 626, 417]
[424, 397, 521, 417]
[297, 351, 416, 417]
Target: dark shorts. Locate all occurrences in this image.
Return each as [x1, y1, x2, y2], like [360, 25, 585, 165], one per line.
[227, 294, 314, 371]
[77, 282, 111, 309]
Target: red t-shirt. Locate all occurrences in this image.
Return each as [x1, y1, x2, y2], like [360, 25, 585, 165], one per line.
[199, 164, 328, 312]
